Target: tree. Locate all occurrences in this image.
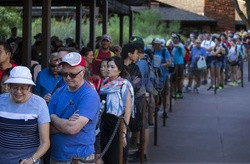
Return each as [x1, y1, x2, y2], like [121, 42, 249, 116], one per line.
[233, 0, 250, 29]
[0, 7, 21, 36]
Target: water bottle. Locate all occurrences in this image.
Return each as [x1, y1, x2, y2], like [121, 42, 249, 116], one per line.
[100, 100, 106, 113]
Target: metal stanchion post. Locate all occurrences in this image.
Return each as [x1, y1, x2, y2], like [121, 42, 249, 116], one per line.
[214, 66, 217, 95]
[118, 117, 124, 164]
[140, 97, 146, 164]
[241, 58, 244, 88]
[154, 95, 158, 146]
[170, 75, 172, 112]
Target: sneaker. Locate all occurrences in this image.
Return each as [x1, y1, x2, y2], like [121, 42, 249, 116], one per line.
[218, 86, 223, 90]
[128, 150, 140, 158]
[218, 85, 223, 90]
[129, 142, 139, 152]
[196, 87, 201, 94]
[237, 79, 242, 84]
[201, 80, 207, 85]
[232, 82, 238, 86]
[228, 82, 234, 86]
[175, 93, 183, 99]
[185, 87, 192, 93]
[207, 85, 215, 91]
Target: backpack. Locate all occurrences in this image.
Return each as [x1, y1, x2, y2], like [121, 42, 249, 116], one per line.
[184, 46, 191, 64]
[142, 51, 163, 95]
[30, 63, 39, 82]
[221, 42, 229, 56]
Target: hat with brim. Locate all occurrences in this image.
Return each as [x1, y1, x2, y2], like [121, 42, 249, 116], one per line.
[153, 38, 161, 44]
[101, 34, 111, 42]
[4, 66, 35, 86]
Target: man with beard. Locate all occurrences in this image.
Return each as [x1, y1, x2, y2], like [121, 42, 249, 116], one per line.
[92, 34, 114, 76]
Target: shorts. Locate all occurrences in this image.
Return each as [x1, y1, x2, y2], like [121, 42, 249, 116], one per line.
[211, 60, 222, 68]
[206, 56, 213, 68]
[135, 95, 149, 129]
[189, 68, 202, 77]
[170, 64, 184, 82]
[161, 76, 169, 96]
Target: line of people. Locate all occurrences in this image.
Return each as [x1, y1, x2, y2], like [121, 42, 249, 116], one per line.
[0, 29, 249, 164]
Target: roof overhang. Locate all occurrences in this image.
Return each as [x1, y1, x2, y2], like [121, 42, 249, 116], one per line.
[132, 6, 217, 24]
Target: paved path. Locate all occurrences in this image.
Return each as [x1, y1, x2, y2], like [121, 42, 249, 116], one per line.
[146, 62, 250, 163]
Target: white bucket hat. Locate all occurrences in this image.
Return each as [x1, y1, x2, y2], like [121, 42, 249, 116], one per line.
[4, 66, 35, 86]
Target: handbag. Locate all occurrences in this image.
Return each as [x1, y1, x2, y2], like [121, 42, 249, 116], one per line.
[197, 56, 207, 70]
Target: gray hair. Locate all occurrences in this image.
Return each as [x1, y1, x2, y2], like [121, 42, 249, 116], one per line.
[48, 52, 59, 63]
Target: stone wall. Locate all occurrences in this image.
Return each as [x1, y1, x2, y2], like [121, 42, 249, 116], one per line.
[204, 0, 235, 32]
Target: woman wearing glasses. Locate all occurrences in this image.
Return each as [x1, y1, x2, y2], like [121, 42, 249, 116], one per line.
[0, 66, 50, 164]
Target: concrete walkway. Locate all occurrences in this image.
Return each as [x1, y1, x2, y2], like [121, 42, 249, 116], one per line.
[146, 62, 250, 163]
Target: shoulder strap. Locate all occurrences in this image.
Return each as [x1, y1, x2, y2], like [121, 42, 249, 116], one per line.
[30, 63, 38, 81]
[162, 48, 166, 62]
[94, 49, 99, 59]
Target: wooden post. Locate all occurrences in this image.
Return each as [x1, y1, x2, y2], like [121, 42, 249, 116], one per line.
[89, 0, 96, 51]
[41, 0, 51, 69]
[102, 0, 108, 35]
[129, 10, 133, 38]
[22, 0, 32, 67]
[119, 14, 124, 47]
[76, 1, 82, 50]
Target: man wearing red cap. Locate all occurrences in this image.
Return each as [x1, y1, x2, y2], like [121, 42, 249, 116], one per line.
[48, 52, 100, 163]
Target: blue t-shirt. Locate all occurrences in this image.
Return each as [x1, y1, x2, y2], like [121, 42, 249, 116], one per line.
[190, 46, 206, 67]
[153, 48, 171, 78]
[0, 93, 50, 164]
[34, 68, 63, 97]
[48, 81, 100, 161]
[236, 44, 244, 57]
[173, 43, 185, 64]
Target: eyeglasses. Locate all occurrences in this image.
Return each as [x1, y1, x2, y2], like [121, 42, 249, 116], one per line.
[61, 69, 84, 78]
[49, 64, 57, 68]
[10, 85, 30, 92]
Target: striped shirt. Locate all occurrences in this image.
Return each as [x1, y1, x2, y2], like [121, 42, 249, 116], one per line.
[0, 93, 50, 164]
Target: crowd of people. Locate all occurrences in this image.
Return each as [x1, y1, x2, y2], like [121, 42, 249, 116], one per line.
[0, 26, 249, 164]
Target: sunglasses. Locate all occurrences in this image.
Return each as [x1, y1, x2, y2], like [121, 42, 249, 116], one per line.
[60, 69, 84, 78]
[49, 64, 57, 68]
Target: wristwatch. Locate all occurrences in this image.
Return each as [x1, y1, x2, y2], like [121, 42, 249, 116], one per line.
[31, 157, 36, 163]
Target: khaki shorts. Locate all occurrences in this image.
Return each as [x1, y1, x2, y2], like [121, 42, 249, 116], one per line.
[50, 154, 95, 164]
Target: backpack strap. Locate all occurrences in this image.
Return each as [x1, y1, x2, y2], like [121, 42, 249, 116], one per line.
[162, 48, 166, 62]
[30, 63, 38, 81]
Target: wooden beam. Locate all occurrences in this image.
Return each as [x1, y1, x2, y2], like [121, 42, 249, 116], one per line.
[76, 1, 82, 50]
[22, 0, 32, 67]
[89, 0, 96, 50]
[119, 15, 124, 46]
[41, 0, 51, 69]
[129, 10, 133, 38]
[102, 0, 108, 35]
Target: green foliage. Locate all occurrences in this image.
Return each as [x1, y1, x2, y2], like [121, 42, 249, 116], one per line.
[30, 9, 182, 47]
[0, 7, 21, 36]
[133, 9, 167, 38]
